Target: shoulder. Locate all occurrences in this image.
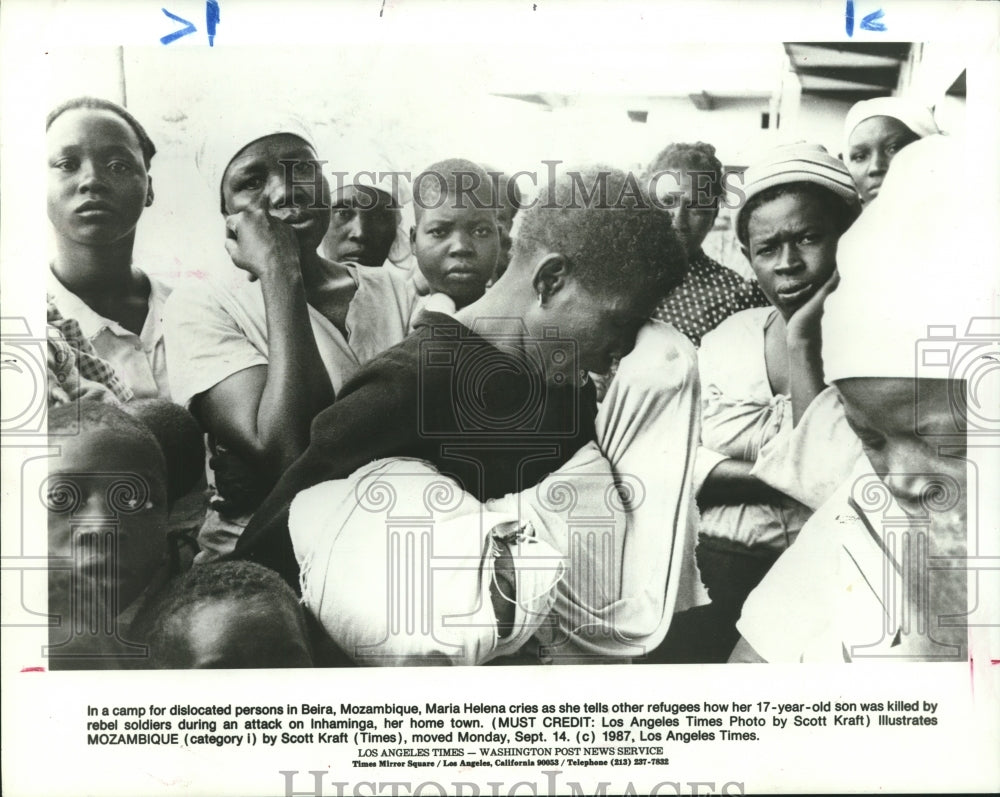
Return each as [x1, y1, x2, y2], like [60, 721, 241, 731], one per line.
[141, 271, 175, 303]
[163, 275, 262, 331]
[702, 305, 773, 347]
[355, 262, 413, 300]
[615, 320, 698, 395]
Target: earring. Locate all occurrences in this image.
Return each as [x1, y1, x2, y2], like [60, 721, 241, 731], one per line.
[537, 293, 544, 307]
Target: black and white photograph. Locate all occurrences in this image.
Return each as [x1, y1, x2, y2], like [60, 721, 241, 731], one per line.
[1, 1, 998, 794]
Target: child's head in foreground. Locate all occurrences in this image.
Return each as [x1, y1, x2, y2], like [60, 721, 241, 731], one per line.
[120, 398, 205, 505]
[47, 401, 170, 613]
[46, 97, 156, 251]
[146, 560, 313, 668]
[410, 158, 500, 308]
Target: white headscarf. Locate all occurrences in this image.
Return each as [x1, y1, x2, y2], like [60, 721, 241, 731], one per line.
[822, 134, 999, 382]
[319, 137, 415, 268]
[195, 107, 317, 211]
[842, 97, 941, 157]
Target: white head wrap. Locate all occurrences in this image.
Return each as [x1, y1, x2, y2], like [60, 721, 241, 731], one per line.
[195, 107, 317, 211]
[289, 458, 562, 665]
[842, 97, 941, 157]
[735, 142, 860, 243]
[822, 134, 999, 382]
[319, 137, 414, 267]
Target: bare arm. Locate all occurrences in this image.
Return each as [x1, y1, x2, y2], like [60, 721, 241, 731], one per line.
[698, 458, 788, 510]
[786, 270, 840, 424]
[194, 206, 335, 480]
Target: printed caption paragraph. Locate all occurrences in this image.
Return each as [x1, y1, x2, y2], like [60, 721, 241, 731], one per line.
[85, 697, 941, 766]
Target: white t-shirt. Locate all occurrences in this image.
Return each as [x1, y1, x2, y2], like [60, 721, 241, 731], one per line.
[47, 268, 173, 400]
[695, 307, 813, 550]
[164, 263, 416, 407]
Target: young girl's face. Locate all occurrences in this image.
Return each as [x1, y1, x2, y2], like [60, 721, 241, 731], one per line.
[47, 108, 152, 247]
[411, 201, 498, 309]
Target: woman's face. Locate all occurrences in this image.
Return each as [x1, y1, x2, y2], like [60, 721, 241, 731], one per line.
[659, 171, 718, 258]
[323, 185, 398, 267]
[836, 377, 966, 523]
[47, 108, 152, 248]
[221, 133, 331, 254]
[846, 116, 920, 205]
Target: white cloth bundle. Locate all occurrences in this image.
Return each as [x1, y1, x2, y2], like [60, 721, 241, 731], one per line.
[822, 134, 999, 382]
[289, 458, 563, 665]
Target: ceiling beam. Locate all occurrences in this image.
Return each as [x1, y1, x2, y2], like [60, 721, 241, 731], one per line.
[688, 91, 715, 110]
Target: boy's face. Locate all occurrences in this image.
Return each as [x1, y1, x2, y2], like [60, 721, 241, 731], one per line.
[744, 191, 839, 320]
[325, 185, 397, 267]
[48, 429, 169, 613]
[836, 377, 967, 525]
[412, 201, 499, 308]
[178, 597, 313, 668]
[221, 133, 330, 254]
[47, 108, 151, 247]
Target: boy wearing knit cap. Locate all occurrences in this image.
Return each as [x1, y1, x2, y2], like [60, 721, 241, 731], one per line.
[651, 143, 860, 662]
[732, 135, 997, 663]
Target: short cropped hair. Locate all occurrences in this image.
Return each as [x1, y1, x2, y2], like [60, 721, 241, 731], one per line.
[513, 165, 687, 308]
[480, 164, 523, 218]
[646, 141, 725, 204]
[737, 181, 860, 247]
[413, 158, 498, 217]
[144, 560, 307, 668]
[49, 400, 165, 463]
[46, 96, 157, 168]
[121, 399, 205, 504]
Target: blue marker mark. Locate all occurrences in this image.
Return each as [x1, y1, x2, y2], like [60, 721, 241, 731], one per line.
[847, 1, 886, 37]
[206, 1, 220, 46]
[160, 7, 197, 45]
[860, 7, 886, 32]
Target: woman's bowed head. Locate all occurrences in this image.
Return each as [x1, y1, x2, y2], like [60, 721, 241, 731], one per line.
[455, 164, 688, 379]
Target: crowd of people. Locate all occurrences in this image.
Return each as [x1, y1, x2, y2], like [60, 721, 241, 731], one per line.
[44, 93, 993, 668]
